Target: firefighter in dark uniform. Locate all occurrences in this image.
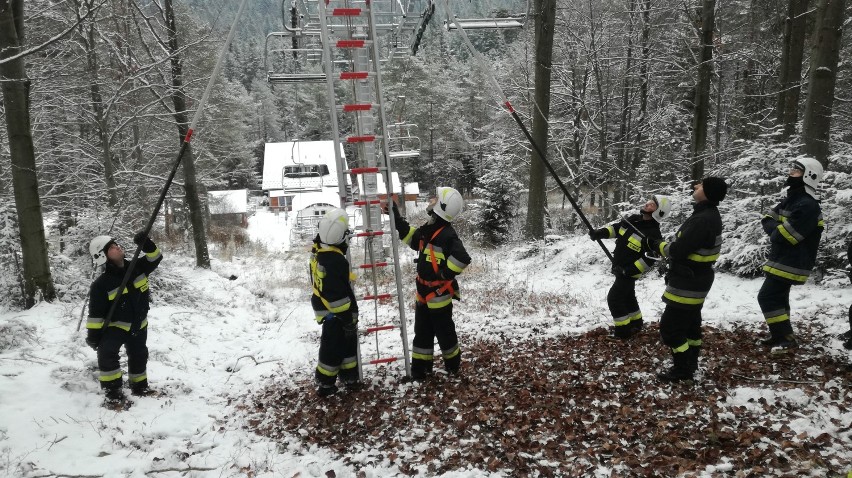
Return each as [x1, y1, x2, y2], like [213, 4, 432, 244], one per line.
[86, 232, 163, 404]
[758, 158, 825, 353]
[385, 187, 471, 380]
[311, 208, 360, 397]
[590, 195, 671, 339]
[641, 177, 727, 382]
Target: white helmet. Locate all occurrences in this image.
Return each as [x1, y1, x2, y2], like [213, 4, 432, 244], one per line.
[651, 195, 671, 222]
[89, 235, 115, 266]
[433, 187, 463, 222]
[791, 157, 823, 198]
[318, 208, 350, 245]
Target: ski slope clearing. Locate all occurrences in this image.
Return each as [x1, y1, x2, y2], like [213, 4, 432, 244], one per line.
[0, 211, 850, 477]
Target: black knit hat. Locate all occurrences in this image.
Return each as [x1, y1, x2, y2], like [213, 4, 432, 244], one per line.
[702, 177, 728, 203]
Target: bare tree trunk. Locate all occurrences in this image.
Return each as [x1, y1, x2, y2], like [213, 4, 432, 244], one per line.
[801, 0, 845, 166]
[690, 0, 716, 181]
[78, 7, 119, 207]
[524, 0, 557, 239]
[0, 0, 56, 307]
[776, 0, 809, 141]
[589, 2, 609, 213]
[630, 0, 651, 175]
[164, 0, 209, 268]
[616, 0, 636, 202]
[740, 0, 759, 140]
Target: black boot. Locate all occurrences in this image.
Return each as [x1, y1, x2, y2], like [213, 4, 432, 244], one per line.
[317, 384, 338, 397]
[657, 352, 693, 383]
[770, 334, 798, 355]
[630, 319, 644, 335]
[685, 346, 701, 375]
[608, 325, 633, 341]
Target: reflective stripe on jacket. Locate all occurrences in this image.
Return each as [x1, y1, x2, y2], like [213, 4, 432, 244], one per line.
[87, 244, 163, 331]
[655, 201, 723, 309]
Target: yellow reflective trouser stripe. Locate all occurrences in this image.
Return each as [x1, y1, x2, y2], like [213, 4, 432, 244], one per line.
[762, 265, 808, 283]
[401, 226, 416, 245]
[672, 342, 689, 353]
[443, 345, 460, 360]
[663, 291, 705, 305]
[613, 314, 632, 327]
[412, 346, 433, 360]
[341, 356, 358, 370]
[99, 370, 122, 382]
[316, 363, 339, 377]
[687, 338, 702, 347]
[777, 224, 799, 245]
[129, 373, 147, 383]
[765, 313, 790, 325]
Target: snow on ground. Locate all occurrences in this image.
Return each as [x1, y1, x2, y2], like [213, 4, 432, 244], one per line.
[0, 208, 850, 477]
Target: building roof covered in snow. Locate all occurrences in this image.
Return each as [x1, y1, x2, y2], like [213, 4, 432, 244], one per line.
[208, 189, 248, 214]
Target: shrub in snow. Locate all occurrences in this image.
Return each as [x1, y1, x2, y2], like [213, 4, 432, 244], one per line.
[471, 154, 522, 247]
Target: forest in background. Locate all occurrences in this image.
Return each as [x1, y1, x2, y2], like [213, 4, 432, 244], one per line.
[0, 0, 851, 309]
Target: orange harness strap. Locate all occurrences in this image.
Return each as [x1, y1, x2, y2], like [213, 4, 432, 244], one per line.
[415, 226, 454, 304]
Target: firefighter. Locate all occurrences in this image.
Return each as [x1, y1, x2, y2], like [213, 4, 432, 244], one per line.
[311, 208, 361, 397]
[589, 195, 671, 339]
[384, 187, 471, 380]
[86, 232, 163, 406]
[757, 158, 825, 354]
[641, 177, 727, 382]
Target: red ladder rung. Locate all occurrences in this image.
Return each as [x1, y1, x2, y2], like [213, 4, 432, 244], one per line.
[359, 262, 389, 269]
[336, 40, 366, 48]
[331, 8, 362, 16]
[363, 293, 392, 300]
[349, 167, 380, 174]
[368, 357, 399, 365]
[343, 104, 373, 112]
[365, 325, 395, 333]
[347, 135, 376, 143]
[340, 71, 370, 80]
[354, 230, 385, 237]
[353, 199, 382, 206]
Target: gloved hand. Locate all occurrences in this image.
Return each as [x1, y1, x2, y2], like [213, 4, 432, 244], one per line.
[589, 228, 608, 241]
[85, 330, 101, 351]
[342, 319, 358, 340]
[133, 230, 156, 252]
[642, 236, 661, 256]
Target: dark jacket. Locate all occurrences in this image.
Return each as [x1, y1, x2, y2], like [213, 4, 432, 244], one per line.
[310, 238, 358, 323]
[394, 213, 471, 309]
[597, 214, 662, 278]
[761, 186, 823, 285]
[87, 241, 163, 333]
[654, 201, 723, 309]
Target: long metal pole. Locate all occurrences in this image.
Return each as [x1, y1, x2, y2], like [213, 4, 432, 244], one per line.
[445, 1, 613, 262]
[100, 0, 250, 330]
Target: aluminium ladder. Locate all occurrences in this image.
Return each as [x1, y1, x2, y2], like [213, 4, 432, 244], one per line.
[318, 0, 411, 379]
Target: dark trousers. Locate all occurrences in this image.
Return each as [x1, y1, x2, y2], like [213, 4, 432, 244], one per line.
[315, 316, 358, 386]
[659, 304, 702, 353]
[607, 274, 641, 330]
[411, 303, 461, 375]
[757, 275, 794, 339]
[98, 326, 148, 390]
